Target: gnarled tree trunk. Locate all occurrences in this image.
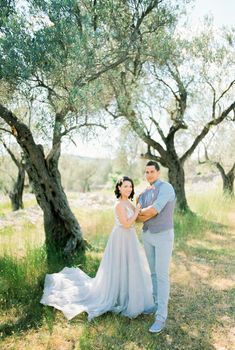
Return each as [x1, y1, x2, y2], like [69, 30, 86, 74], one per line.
[216, 162, 235, 197]
[223, 175, 234, 196]
[25, 144, 86, 257]
[167, 158, 189, 212]
[0, 104, 85, 257]
[9, 165, 25, 211]
[1, 141, 25, 211]
[26, 150, 85, 254]
[109, 53, 235, 213]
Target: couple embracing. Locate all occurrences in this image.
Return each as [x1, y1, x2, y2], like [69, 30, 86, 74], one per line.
[41, 161, 176, 334]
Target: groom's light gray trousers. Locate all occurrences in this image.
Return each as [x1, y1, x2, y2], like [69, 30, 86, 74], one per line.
[142, 229, 174, 322]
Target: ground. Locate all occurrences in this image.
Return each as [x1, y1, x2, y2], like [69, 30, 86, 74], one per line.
[0, 189, 234, 350]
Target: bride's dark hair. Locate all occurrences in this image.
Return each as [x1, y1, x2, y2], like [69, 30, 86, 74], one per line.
[114, 176, 135, 200]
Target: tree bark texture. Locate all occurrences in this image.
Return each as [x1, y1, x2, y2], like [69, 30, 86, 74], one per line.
[9, 165, 25, 211]
[0, 104, 85, 255]
[216, 162, 235, 197]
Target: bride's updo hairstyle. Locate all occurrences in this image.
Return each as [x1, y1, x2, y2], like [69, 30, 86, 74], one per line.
[114, 176, 135, 200]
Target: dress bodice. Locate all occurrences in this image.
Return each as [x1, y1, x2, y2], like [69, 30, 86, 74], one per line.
[114, 205, 134, 227]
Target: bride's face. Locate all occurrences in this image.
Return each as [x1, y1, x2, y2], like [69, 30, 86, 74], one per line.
[119, 180, 133, 198]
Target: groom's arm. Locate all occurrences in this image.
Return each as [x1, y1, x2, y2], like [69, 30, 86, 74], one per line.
[137, 183, 175, 222]
[136, 206, 158, 222]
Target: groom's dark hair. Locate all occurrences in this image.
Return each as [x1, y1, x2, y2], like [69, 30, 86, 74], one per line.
[146, 160, 160, 171]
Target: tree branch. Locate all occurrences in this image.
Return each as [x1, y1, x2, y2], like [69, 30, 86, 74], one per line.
[104, 106, 123, 119]
[140, 150, 167, 167]
[166, 121, 188, 143]
[122, 111, 167, 158]
[60, 121, 107, 138]
[153, 66, 180, 102]
[138, 98, 166, 142]
[131, 0, 162, 40]
[0, 127, 12, 134]
[33, 74, 63, 99]
[1, 141, 21, 168]
[198, 142, 235, 180]
[75, 1, 160, 87]
[149, 116, 166, 142]
[215, 79, 235, 104]
[75, 54, 130, 87]
[181, 100, 235, 164]
[0, 104, 44, 175]
[215, 162, 226, 178]
[205, 79, 216, 119]
[227, 161, 235, 176]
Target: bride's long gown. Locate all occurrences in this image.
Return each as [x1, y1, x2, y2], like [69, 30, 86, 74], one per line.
[40, 206, 155, 321]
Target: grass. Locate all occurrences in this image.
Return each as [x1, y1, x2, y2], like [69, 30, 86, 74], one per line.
[0, 188, 235, 349]
[0, 197, 37, 217]
[0, 201, 12, 217]
[188, 188, 234, 224]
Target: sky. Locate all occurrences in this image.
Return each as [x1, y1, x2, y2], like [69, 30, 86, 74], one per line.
[189, 0, 235, 27]
[62, 0, 235, 158]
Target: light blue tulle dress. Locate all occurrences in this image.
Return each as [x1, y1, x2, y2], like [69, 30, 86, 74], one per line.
[40, 206, 155, 321]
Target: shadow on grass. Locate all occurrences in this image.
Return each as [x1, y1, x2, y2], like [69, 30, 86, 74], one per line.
[73, 213, 234, 350]
[0, 246, 101, 340]
[174, 211, 229, 242]
[174, 212, 234, 269]
[0, 211, 233, 348]
[74, 277, 234, 350]
[188, 245, 235, 263]
[74, 295, 220, 350]
[167, 284, 235, 350]
[0, 255, 45, 338]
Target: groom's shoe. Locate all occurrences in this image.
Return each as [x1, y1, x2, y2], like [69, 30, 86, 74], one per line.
[149, 319, 166, 334]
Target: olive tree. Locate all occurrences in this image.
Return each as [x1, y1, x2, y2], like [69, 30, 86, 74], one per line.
[105, 23, 235, 211]
[0, 0, 172, 255]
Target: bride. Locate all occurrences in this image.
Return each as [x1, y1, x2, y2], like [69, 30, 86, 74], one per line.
[40, 176, 155, 321]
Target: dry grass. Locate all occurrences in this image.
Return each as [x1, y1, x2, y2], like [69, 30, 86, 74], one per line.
[0, 189, 235, 350]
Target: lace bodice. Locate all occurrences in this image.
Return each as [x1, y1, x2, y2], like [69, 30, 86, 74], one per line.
[114, 205, 134, 227]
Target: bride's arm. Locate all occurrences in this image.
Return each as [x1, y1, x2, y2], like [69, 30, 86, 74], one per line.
[115, 203, 141, 228]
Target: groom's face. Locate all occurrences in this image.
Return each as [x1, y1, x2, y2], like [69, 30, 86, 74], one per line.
[145, 165, 160, 184]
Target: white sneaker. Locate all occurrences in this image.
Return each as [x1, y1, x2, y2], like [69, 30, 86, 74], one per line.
[149, 320, 166, 333]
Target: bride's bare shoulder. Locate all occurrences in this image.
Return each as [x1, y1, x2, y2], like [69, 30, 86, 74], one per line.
[114, 201, 126, 213]
[114, 200, 120, 209]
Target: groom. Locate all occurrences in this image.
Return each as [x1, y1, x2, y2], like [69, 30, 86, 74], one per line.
[137, 161, 176, 333]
